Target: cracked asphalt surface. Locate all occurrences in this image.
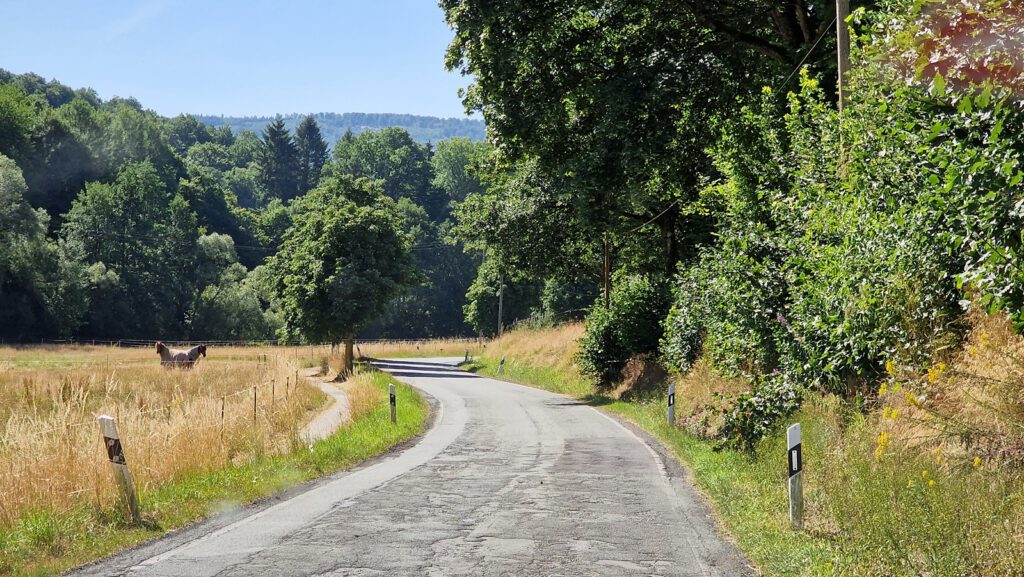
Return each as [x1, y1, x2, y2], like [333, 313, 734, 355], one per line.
[69, 357, 752, 577]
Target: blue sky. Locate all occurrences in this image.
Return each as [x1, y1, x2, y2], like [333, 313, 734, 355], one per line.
[0, 1, 473, 118]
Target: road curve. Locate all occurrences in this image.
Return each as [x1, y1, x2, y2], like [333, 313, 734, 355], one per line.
[70, 357, 752, 577]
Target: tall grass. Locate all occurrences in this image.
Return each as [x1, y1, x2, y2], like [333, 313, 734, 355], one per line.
[0, 346, 428, 577]
[0, 346, 320, 528]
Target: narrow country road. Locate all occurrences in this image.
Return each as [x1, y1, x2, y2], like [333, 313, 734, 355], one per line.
[70, 358, 752, 577]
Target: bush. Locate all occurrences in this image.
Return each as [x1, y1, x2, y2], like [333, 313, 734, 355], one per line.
[577, 274, 670, 388]
[661, 224, 791, 378]
[715, 373, 803, 453]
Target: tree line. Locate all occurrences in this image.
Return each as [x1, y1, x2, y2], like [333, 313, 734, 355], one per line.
[0, 69, 495, 343]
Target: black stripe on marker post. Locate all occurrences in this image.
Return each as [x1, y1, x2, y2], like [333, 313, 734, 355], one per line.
[787, 443, 802, 478]
[104, 437, 126, 465]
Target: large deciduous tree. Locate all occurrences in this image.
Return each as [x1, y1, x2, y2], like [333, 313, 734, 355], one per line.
[60, 161, 199, 338]
[269, 175, 417, 372]
[329, 127, 446, 218]
[443, 0, 760, 277]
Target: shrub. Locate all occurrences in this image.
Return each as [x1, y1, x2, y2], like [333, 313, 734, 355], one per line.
[577, 274, 670, 388]
[715, 373, 803, 453]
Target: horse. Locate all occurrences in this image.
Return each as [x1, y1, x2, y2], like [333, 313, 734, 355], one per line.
[156, 342, 207, 368]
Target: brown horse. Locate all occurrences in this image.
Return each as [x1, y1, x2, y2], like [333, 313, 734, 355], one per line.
[156, 342, 207, 368]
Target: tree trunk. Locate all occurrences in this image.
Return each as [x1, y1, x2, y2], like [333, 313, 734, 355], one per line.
[344, 335, 354, 376]
[659, 204, 680, 277]
[603, 235, 611, 308]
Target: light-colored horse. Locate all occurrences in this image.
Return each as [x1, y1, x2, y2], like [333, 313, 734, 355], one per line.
[156, 342, 207, 368]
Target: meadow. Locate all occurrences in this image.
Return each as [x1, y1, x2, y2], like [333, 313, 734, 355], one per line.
[0, 343, 428, 576]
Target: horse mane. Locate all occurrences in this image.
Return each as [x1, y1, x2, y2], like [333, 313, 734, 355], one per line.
[156, 341, 173, 362]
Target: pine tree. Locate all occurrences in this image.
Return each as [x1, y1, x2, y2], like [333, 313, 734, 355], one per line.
[294, 115, 329, 196]
[257, 117, 299, 201]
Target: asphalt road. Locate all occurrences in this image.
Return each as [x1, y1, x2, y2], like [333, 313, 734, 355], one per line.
[70, 357, 752, 577]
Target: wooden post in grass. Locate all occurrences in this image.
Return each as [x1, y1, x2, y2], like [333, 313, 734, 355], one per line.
[787, 423, 804, 530]
[389, 384, 397, 424]
[465, 349, 469, 363]
[667, 383, 676, 426]
[97, 415, 141, 523]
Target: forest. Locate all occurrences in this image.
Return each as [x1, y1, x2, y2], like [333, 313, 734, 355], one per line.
[197, 112, 486, 147]
[0, 68, 504, 343]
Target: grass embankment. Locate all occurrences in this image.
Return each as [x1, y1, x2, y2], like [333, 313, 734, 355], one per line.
[0, 345, 427, 577]
[466, 323, 1024, 577]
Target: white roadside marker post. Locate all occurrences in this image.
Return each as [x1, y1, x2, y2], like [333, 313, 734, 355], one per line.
[97, 415, 141, 523]
[667, 383, 676, 426]
[787, 423, 803, 530]
[497, 354, 506, 375]
[389, 383, 397, 424]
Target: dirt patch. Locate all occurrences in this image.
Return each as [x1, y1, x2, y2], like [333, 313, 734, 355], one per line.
[611, 355, 668, 401]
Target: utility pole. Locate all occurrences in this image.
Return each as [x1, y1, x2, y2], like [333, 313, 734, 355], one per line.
[603, 235, 611, 309]
[497, 271, 505, 337]
[835, 0, 851, 112]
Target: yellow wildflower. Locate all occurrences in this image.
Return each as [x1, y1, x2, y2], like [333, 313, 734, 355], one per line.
[885, 359, 896, 376]
[967, 345, 978, 357]
[980, 332, 990, 347]
[882, 406, 892, 419]
[878, 382, 889, 396]
[921, 469, 929, 478]
[904, 390, 921, 408]
[928, 479, 936, 487]
[936, 453, 943, 464]
[927, 362, 946, 384]
[907, 479, 914, 488]
[973, 456, 982, 469]
[875, 431, 890, 459]
[890, 408, 900, 420]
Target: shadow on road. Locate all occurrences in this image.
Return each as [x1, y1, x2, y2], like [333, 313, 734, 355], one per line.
[367, 359, 481, 380]
[547, 394, 615, 408]
[382, 370, 481, 379]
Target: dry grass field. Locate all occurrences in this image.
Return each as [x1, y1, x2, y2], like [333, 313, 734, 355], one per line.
[0, 344, 324, 530]
[354, 337, 485, 360]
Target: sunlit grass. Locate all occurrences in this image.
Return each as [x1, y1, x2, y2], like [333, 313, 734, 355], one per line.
[0, 346, 428, 577]
[466, 323, 1024, 577]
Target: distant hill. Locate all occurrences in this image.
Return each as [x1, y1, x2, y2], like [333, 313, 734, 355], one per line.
[195, 112, 486, 145]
